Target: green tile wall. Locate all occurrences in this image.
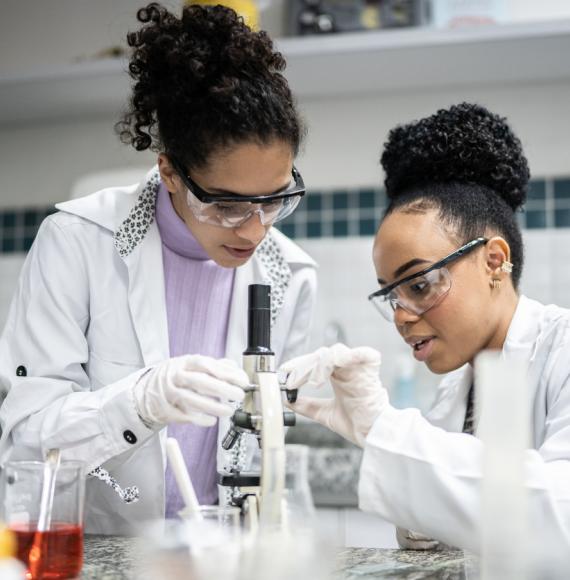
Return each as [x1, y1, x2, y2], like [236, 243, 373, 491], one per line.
[0, 207, 57, 253]
[275, 177, 570, 239]
[0, 178, 568, 254]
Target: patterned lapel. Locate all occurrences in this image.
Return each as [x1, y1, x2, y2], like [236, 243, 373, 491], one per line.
[113, 167, 293, 325]
[255, 231, 292, 328]
[114, 169, 161, 257]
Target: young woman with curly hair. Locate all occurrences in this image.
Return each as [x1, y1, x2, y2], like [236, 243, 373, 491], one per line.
[0, 3, 316, 533]
[282, 103, 570, 556]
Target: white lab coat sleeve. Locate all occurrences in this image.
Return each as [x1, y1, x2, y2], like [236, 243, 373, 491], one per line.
[358, 402, 570, 554]
[0, 217, 156, 471]
[279, 266, 317, 364]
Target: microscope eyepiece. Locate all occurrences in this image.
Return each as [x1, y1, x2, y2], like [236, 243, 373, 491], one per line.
[244, 284, 274, 355]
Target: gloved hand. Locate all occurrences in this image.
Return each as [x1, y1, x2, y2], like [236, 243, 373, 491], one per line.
[133, 355, 248, 428]
[279, 343, 388, 447]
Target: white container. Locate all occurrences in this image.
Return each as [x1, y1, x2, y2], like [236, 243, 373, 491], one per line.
[431, 0, 508, 28]
[0, 526, 25, 580]
[0, 560, 25, 580]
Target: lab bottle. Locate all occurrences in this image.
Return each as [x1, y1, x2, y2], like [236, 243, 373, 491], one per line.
[391, 354, 417, 409]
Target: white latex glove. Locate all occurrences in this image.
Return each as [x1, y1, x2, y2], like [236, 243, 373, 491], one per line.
[280, 343, 388, 447]
[133, 355, 248, 427]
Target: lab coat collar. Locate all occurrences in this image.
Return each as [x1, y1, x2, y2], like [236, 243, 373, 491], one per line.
[122, 219, 170, 367]
[428, 294, 542, 433]
[55, 166, 158, 235]
[500, 295, 545, 439]
[501, 295, 543, 362]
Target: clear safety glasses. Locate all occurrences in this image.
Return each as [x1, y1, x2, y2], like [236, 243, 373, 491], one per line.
[368, 237, 488, 322]
[170, 157, 306, 229]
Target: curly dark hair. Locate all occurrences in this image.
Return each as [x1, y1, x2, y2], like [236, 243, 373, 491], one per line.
[380, 103, 530, 288]
[115, 3, 304, 169]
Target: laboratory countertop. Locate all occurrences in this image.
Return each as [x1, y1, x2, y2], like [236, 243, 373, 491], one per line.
[81, 535, 476, 579]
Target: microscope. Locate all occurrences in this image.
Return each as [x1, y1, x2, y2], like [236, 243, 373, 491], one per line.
[218, 284, 297, 531]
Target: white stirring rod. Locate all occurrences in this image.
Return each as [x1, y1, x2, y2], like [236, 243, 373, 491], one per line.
[166, 437, 203, 520]
[37, 448, 61, 531]
[29, 448, 61, 578]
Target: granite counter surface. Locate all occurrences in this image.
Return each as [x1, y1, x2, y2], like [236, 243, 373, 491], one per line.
[81, 535, 477, 579]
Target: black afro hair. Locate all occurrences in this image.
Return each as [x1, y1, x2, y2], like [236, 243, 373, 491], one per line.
[115, 2, 304, 169]
[381, 102, 530, 211]
[380, 103, 530, 288]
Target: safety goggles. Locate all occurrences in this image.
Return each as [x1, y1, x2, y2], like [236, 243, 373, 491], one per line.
[368, 237, 488, 322]
[170, 157, 305, 228]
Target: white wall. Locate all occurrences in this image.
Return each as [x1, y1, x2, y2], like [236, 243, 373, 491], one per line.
[0, 117, 154, 208]
[1, 80, 569, 208]
[297, 81, 570, 191]
[0, 0, 183, 74]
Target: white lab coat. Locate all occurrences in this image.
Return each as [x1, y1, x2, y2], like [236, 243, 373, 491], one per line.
[0, 168, 317, 535]
[359, 295, 570, 554]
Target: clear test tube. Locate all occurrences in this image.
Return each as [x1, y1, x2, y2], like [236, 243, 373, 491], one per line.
[476, 350, 530, 580]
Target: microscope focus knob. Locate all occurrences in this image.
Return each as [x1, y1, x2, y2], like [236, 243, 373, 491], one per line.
[222, 428, 241, 450]
[283, 411, 296, 427]
[286, 388, 299, 404]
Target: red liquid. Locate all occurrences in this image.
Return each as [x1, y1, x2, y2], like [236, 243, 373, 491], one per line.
[10, 522, 83, 580]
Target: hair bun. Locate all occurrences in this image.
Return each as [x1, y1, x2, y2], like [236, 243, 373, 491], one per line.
[127, 3, 284, 104]
[117, 2, 300, 161]
[380, 102, 530, 211]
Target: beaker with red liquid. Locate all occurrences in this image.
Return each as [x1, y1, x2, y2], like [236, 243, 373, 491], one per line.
[1, 460, 85, 579]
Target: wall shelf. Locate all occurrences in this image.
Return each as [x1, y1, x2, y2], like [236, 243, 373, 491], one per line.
[281, 18, 570, 98]
[1, 18, 570, 125]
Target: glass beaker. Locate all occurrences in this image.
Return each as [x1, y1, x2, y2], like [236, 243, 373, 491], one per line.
[193, 505, 241, 533]
[186, 505, 242, 580]
[1, 460, 85, 580]
[137, 506, 243, 580]
[283, 444, 315, 529]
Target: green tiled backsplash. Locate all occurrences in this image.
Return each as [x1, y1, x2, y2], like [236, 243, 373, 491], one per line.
[0, 207, 58, 253]
[1, 178, 569, 254]
[276, 177, 570, 239]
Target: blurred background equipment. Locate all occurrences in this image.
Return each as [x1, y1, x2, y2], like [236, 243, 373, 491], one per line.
[432, 0, 507, 28]
[287, 0, 431, 36]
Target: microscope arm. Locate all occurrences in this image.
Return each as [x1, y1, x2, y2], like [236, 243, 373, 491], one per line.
[257, 371, 286, 527]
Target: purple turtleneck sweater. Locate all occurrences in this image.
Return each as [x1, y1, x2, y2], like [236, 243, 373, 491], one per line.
[155, 183, 236, 517]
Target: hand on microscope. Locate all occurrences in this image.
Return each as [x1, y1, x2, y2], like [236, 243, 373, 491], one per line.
[279, 343, 389, 447]
[133, 355, 248, 428]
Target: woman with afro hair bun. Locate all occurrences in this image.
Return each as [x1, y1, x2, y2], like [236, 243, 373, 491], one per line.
[0, 3, 316, 534]
[281, 103, 570, 556]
